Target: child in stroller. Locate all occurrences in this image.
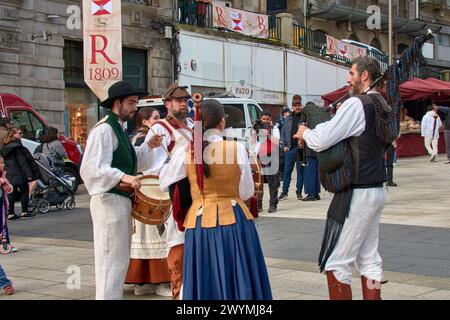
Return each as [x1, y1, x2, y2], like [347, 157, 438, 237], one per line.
[30, 153, 76, 214]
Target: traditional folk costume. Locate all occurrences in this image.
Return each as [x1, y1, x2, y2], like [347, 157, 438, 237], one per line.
[143, 110, 194, 299]
[160, 134, 272, 300]
[303, 91, 392, 300]
[80, 81, 152, 300]
[124, 131, 171, 295]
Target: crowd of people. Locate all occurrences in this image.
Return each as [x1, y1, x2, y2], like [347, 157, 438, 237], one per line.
[2, 54, 449, 300]
[73, 56, 402, 301]
[0, 118, 71, 295]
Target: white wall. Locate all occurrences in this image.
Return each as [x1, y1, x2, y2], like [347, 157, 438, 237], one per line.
[179, 30, 349, 107]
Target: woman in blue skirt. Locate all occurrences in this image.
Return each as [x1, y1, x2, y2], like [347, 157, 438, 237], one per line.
[160, 99, 272, 300]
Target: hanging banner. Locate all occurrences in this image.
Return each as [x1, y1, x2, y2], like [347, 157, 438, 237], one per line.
[83, 0, 122, 101]
[326, 35, 367, 62]
[213, 5, 269, 39]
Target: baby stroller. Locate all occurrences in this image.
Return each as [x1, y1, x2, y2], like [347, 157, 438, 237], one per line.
[30, 153, 76, 214]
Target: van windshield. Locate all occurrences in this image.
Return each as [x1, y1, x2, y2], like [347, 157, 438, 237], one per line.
[9, 110, 46, 141]
[223, 104, 246, 128]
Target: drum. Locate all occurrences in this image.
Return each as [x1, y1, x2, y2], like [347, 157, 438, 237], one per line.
[248, 152, 263, 201]
[132, 175, 171, 225]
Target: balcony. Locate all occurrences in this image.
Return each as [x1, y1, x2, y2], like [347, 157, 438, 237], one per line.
[292, 23, 389, 71]
[308, 0, 442, 35]
[177, 2, 281, 41]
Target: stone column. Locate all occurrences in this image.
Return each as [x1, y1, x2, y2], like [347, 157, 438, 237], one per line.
[277, 13, 293, 46]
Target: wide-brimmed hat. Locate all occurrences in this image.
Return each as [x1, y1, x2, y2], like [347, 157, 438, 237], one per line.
[164, 83, 191, 101]
[100, 81, 149, 108]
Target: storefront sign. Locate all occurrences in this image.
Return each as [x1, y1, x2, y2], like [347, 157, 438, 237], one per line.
[83, 0, 122, 101]
[252, 90, 285, 105]
[326, 35, 367, 61]
[213, 5, 269, 39]
[230, 82, 252, 98]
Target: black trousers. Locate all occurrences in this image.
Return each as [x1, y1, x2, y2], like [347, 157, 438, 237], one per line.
[8, 182, 29, 216]
[258, 173, 280, 208]
[385, 144, 395, 183]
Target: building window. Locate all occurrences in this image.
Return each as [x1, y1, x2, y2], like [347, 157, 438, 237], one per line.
[437, 34, 450, 47]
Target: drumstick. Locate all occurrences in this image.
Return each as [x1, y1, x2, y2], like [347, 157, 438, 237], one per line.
[149, 126, 172, 160]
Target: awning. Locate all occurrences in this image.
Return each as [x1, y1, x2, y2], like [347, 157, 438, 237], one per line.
[321, 78, 450, 106]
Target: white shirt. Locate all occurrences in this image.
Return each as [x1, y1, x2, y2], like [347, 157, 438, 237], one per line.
[421, 111, 442, 139]
[159, 134, 254, 202]
[303, 94, 371, 152]
[80, 121, 153, 196]
[143, 118, 194, 175]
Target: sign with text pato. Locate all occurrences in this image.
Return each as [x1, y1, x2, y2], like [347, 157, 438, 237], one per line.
[83, 0, 122, 101]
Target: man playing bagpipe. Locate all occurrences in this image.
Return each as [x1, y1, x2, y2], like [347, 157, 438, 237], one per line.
[296, 57, 397, 300]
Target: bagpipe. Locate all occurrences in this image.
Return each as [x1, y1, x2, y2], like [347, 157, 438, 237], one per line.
[300, 29, 435, 193]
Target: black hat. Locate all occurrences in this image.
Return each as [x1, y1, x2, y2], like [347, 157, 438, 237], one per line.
[100, 81, 149, 108]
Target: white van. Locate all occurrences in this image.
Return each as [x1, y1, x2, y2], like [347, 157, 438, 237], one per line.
[135, 96, 263, 144]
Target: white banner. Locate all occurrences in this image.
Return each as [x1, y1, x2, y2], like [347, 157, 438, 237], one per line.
[326, 35, 367, 61]
[213, 5, 269, 39]
[83, 0, 122, 101]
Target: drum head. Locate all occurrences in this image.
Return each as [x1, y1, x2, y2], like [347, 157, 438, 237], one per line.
[138, 176, 170, 201]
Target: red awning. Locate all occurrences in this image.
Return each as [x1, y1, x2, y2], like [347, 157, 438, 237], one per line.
[321, 78, 450, 106]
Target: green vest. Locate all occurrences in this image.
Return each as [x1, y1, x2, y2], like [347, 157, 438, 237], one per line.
[104, 110, 137, 198]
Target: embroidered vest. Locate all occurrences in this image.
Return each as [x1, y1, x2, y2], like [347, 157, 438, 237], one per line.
[103, 111, 137, 198]
[183, 140, 253, 229]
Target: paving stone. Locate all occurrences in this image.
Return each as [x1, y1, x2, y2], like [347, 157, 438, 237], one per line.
[28, 284, 96, 299]
[418, 290, 450, 300]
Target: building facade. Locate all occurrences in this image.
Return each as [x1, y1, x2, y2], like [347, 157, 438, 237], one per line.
[0, 0, 174, 145]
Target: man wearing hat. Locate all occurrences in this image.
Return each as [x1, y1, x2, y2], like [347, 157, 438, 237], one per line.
[143, 82, 194, 299]
[80, 80, 163, 300]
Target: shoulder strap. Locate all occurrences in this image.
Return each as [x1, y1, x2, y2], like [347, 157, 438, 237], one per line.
[153, 120, 176, 153]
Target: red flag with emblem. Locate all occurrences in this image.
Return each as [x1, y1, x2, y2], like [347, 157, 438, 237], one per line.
[91, 0, 112, 16]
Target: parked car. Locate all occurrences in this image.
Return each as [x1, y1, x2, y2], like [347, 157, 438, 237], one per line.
[135, 94, 263, 146]
[0, 93, 82, 192]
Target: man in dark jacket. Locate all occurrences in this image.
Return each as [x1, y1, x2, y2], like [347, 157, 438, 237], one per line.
[279, 95, 304, 200]
[1, 129, 41, 219]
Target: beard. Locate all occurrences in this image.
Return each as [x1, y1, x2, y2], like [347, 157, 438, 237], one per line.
[119, 109, 135, 122]
[171, 107, 188, 121]
[349, 80, 363, 96]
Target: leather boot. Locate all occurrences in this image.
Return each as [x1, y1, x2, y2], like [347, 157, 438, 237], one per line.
[326, 271, 352, 300]
[361, 276, 382, 300]
[167, 244, 184, 300]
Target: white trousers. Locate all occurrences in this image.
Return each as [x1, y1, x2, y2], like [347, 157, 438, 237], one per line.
[325, 187, 387, 285]
[165, 210, 185, 250]
[424, 137, 438, 157]
[91, 193, 132, 300]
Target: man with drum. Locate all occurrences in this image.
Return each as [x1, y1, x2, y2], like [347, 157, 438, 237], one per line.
[80, 81, 163, 300]
[143, 82, 194, 300]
